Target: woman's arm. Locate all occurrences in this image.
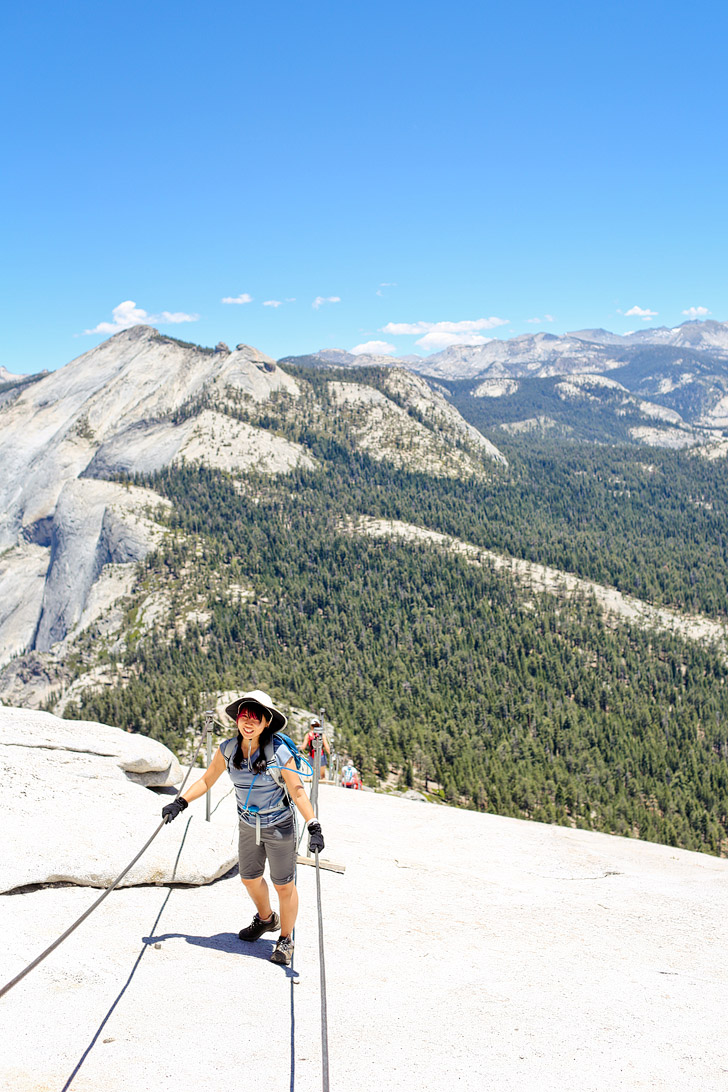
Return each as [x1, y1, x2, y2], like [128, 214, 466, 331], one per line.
[180, 746, 227, 804]
[281, 758, 315, 824]
[281, 757, 325, 852]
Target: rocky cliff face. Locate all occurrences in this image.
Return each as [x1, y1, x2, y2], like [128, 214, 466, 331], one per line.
[0, 327, 309, 666]
[0, 325, 304, 551]
[33, 480, 171, 651]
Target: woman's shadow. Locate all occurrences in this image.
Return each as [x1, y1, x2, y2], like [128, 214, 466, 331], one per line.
[144, 928, 298, 975]
[62, 908, 300, 1091]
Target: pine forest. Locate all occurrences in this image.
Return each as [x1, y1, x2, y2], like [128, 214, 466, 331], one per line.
[62, 367, 728, 857]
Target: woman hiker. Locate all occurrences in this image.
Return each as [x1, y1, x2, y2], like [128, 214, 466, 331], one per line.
[160, 689, 324, 966]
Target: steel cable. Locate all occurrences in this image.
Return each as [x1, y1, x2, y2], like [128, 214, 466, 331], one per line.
[310, 725, 331, 1092]
[315, 849, 330, 1092]
[3, 709, 334, 1092]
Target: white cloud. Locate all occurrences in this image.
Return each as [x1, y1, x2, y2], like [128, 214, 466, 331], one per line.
[382, 322, 426, 335]
[222, 293, 253, 304]
[83, 300, 199, 335]
[156, 310, 197, 323]
[383, 318, 507, 336]
[381, 317, 508, 351]
[263, 300, 283, 308]
[682, 306, 710, 318]
[624, 305, 658, 320]
[527, 315, 554, 324]
[416, 331, 494, 351]
[526, 317, 541, 324]
[376, 282, 397, 296]
[313, 296, 341, 309]
[350, 340, 397, 356]
[544, 314, 554, 323]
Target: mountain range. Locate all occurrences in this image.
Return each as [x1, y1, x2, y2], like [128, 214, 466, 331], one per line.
[0, 325, 503, 679]
[282, 319, 728, 448]
[3, 318, 728, 686]
[282, 319, 728, 380]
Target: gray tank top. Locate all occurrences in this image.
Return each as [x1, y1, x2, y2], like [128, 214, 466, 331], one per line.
[221, 736, 295, 827]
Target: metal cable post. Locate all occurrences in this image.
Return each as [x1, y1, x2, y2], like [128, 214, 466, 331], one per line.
[204, 710, 214, 821]
[310, 730, 322, 825]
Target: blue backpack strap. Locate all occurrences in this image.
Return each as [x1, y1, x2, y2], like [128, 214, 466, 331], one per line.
[265, 733, 305, 806]
[278, 732, 304, 764]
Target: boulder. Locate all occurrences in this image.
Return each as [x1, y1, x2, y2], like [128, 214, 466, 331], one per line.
[0, 707, 238, 892]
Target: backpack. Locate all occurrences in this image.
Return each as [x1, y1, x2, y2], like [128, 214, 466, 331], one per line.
[264, 731, 313, 797]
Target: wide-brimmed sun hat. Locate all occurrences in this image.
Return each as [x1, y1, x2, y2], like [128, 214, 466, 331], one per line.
[225, 689, 288, 734]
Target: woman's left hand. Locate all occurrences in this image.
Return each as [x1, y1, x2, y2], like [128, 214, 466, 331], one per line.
[307, 819, 325, 853]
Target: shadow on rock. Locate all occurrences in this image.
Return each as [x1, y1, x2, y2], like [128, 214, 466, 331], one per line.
[145, 931, 299, 977]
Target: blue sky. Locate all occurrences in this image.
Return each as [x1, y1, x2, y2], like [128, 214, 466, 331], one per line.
[2, 0, 727, 374]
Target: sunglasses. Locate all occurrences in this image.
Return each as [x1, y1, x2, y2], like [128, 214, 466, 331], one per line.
[236, 704, 266, 723]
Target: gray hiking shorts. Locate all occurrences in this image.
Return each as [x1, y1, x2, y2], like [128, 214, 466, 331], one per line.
[238, 813, 297, 886]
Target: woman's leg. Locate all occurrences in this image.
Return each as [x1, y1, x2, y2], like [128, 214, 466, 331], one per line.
[238, 820, 273, 920]
[272, 880, 299, 937]
[264, 815, 298, 935]
[241, 875, 274, 920]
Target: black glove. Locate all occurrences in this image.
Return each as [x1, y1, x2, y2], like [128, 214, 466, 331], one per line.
[162, 796, 189, 824]
[307, 819, 325, 854]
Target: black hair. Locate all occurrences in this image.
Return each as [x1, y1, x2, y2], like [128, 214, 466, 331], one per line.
[231, 716, 274, 773]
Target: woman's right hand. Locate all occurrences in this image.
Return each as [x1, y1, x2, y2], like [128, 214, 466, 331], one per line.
[162, 797, 188, 823]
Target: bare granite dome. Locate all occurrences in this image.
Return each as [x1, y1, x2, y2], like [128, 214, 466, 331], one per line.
[0, 711, 725, 1090]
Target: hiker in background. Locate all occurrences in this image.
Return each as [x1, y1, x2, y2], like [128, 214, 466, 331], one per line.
[341, 761, 362, 790]
[161, 689, 324, 967]
[302, 718, 331, 781]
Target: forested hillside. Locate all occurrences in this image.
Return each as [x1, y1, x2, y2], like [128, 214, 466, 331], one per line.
[61, 369, 728, 856]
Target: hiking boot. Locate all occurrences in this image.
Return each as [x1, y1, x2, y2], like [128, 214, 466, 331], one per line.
[269, 934, 295, 965]
[238, 912, 280, 942]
